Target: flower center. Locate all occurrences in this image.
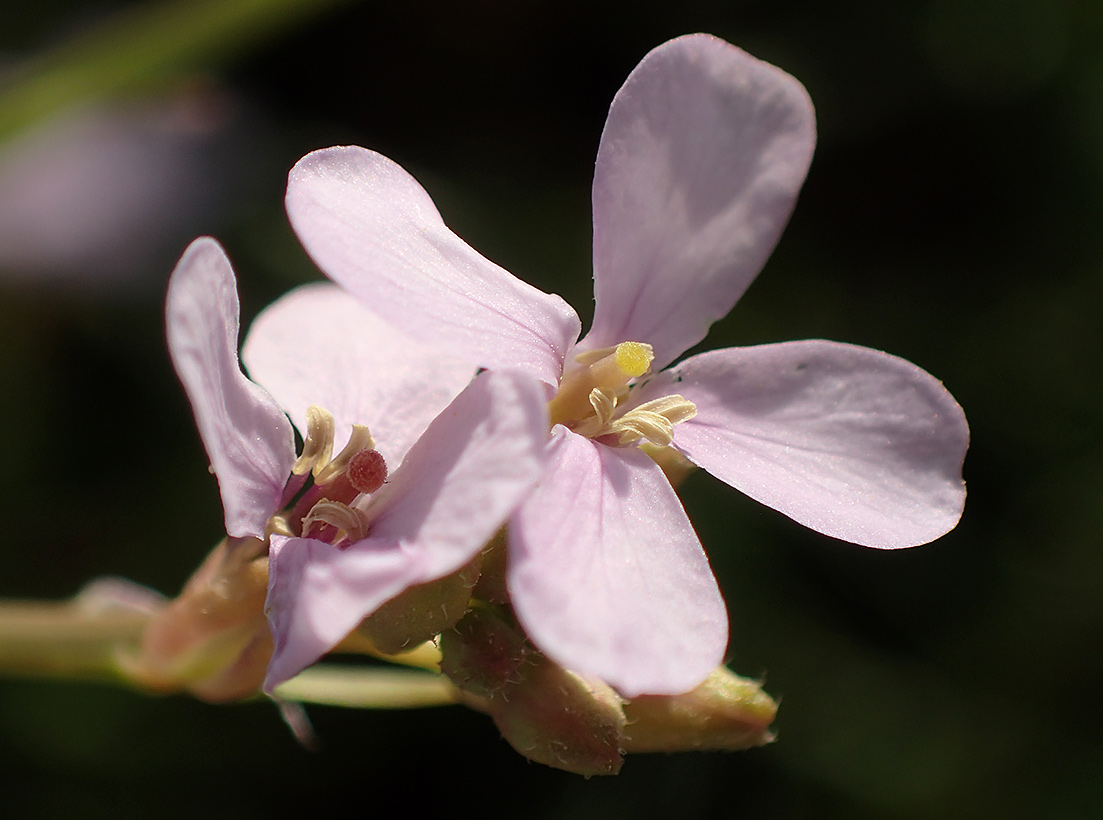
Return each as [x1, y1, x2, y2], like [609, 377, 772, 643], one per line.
[269, 405, 388, 547]
[548, 342, 697, 449]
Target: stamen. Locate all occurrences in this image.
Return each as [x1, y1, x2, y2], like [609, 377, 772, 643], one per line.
[589, 388, 617, 426]
[633, 395, 698, 426]
[572, 388, 619, 439]
[315, 425, 375, 486]
[301, 500, 372, 543]
[292, 406, 335, 476]
[604, 395, 698, 447]
[610, 411, 675, 447]
[549, 342, 654, 427]
[612, 395, 696, 446]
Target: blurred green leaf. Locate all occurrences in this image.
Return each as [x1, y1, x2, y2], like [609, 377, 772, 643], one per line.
[0, 0, 352, 140]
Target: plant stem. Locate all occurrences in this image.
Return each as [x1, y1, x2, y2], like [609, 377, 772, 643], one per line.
[273, 665, 459, 709]
[0, 599, 151, 683]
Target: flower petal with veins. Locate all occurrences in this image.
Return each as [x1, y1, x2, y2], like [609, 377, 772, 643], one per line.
[509, 427, 727, 697]
[286, 147, 581, 390]
[583, 34, 816, 371]
[264, 534, 418, 691]
[635, 341, 969, 548]
[166, 238, 296, 539]
[242, 282, 475, 469]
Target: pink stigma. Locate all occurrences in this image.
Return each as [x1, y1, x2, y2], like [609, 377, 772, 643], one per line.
[348, 449, 387, 494]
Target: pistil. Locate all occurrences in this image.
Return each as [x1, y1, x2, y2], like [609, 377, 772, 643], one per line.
[548, 342, 654, 427]
[272, 404, 388, 543]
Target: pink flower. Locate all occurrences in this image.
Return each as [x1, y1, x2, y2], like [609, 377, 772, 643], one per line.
[166, 237, 297, 540]
[283, 35, 970, 696]
[166, 237, 549, 692]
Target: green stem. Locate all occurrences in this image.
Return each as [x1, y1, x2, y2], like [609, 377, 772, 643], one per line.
[0, 0, 354, 142]
[0, 600, 151, 683]
[0, 592, 458, 712]
[273, 665, 459, 709]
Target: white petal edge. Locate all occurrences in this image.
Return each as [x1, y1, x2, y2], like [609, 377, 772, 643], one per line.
[583, 34, 816, 370]
[165, 237, 296, 539]
[242, 282, 475, 469]
[639, 341, 969, 548]
[509, 428, 728, 697]
[286, 146, 581, 390]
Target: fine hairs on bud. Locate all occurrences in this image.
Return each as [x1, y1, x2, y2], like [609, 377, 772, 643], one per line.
[347, 449, 387, 494]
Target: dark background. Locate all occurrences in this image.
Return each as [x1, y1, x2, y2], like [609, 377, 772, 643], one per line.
[1, 0, 1100, 817]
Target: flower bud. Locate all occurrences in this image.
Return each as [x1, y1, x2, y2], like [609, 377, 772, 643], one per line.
[487, 653, 626, 777]
[442, 607, 625, 775]
[125, 538, 272, 702]
[621, 666, 777, 752]
[439, 605, 530, 698]
[356, 555, 481, 654]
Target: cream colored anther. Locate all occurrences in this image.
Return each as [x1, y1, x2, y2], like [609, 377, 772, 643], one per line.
[301, 500, 372, 543]
[314, 425, 376, 486]
[292, 406, 336, 476]
[606, 395, 697, 447]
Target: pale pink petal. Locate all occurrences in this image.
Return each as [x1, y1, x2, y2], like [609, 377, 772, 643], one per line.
[368, 369, 548, 581]
[166, 238, 296, 539]
[286, 146, 581, 389]
[583, 34, 816, 370]
[242, 282, 475, 469]
[637, 341, 969, 548]
[264, 534, 421, 690]
[264, 370, 548, 689]
[509, 428, 728, 697]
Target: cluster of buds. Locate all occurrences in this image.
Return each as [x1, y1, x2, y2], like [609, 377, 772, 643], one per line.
[441, 604, 776, 775]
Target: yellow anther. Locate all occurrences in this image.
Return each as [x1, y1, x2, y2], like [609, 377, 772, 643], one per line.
[633, 395, 698, 426]
[613, 342, 653, 378]
[572, 388, 619, 439]
[612, 411, 675, 447]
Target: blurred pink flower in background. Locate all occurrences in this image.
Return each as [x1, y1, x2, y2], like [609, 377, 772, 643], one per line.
[0, 88, 245, 289]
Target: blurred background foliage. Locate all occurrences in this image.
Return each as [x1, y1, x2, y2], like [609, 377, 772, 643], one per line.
[0, 0, 1100, 817]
